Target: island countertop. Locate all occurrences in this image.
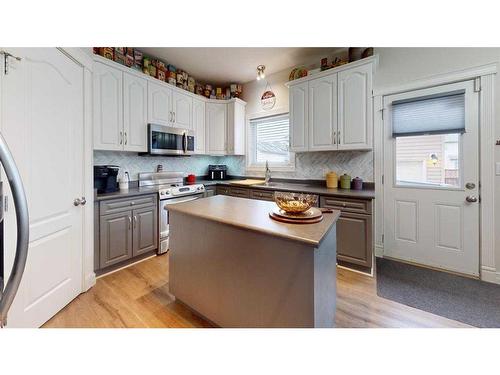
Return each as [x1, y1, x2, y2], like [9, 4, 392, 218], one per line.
[167, 195, 340, 246]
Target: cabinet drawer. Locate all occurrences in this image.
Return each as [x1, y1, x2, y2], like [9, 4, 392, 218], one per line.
[320, 196, 372, 214]
[250, 189, 275, 201]
[100, 194, 157, 215]
[229, 187, 250, 198]
[216, 186, 231, 195]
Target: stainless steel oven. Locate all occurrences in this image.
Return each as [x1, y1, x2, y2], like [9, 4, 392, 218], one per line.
[148, 123, 195, 156]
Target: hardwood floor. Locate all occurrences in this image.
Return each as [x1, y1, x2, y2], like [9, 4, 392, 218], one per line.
[43, 254, 471, 328]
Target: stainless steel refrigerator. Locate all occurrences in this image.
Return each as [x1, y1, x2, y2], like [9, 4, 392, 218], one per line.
[0, 133, 29, 327]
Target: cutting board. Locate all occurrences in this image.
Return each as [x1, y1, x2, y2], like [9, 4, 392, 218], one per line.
[229, 179, 266, 186]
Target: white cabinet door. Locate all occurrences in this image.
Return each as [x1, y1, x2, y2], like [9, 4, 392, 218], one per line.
[172, 90, 193, 129]
[337, 63, 373, 150]
[93, 62, 123, 150]
[206, 103, 227, 155]
[308, 74, 337, 151]
[147, 81, 172, 126]
[193, 98, 205, 154]
[123, 72, 147, 152]
[289, 82, 309, 152]
[226, 100, 246, 155]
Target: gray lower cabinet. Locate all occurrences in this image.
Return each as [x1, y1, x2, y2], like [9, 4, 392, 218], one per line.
[97, 194, 158, 271]
[100, 211, 133, 268]
[132, 206, 158, 256]
[320, 196, 373, 269]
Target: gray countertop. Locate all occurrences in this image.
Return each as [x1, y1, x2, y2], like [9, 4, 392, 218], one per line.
[197, 179, 375, 200]
[96, 178, 375, 202]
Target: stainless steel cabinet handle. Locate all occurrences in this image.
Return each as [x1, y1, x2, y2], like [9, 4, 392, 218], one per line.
[0, 133, 29, 327]
[80, 197, 86, 206]
[124, 132, 127, 145]
[466, 195, 478, 203]
[338, 130, 341, 144]
[333, 131, 336, 145]
[133, 215, 137, 228]
[128, 216, 132, 229]
[119, 131, 123, 145]
[173, 112, 176, 123]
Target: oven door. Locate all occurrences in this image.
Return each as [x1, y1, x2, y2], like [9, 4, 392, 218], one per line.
[158, 193, 204, 253]
[148, 123, 195, 156]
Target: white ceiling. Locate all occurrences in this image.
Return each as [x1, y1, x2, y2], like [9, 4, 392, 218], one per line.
[138, 47, 344, 85]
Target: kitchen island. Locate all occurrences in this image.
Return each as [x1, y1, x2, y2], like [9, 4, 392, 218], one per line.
[168, 195, 340, 328]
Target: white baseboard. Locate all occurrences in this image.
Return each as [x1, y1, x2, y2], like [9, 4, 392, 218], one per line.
[481, 267, 500, 285]
[84, 272, 96, 291]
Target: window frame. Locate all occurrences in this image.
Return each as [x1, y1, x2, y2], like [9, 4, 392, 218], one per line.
[246, 109, 295, 172]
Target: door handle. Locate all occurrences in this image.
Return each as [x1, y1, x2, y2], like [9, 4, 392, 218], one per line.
[124, 132, 127, 145]
[119, 131, 123, 145]
[128, 216, 132, 229]
[133, 215, 137, 228]
[173, 112, 176, 123]
[333, 131, 336, 144]
[73, 197, 86, 206]
[183, 133, 188, 153]
[0, 133, 29, 327]
[466, 195, 478, 203]
[338, 130, 341, 144]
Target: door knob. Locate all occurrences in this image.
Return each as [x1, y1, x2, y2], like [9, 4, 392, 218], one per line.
[73, 197, 86, 206]
[466, 195, 478, 203]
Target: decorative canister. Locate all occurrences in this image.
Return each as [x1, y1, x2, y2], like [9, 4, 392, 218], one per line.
[339, 173, 352, 189]
[352, 177, 363, 190]
[326, 172, 338, 188]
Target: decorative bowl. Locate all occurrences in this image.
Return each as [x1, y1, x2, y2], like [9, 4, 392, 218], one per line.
[274, 192, 318, 214]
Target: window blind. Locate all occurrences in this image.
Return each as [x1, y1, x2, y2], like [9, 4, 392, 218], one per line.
[392, 90, 465, 137]
[250, 114, 290, 163]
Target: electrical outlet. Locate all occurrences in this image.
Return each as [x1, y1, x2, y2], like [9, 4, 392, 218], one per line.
[496, 162, 500, 176]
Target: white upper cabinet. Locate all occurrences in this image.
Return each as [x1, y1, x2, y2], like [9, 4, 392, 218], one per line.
[337, 62, 373, 150]
[92, 55, 247, 154]
[148, 81, 172, 126]
[287, 57, 375, 152]
[123, 72, 148, 152]
[226, 99, 246, 155]
[308, 74, 338, 151]
[193, 98, 205, 154]
[206, 103, 227, 155]
[93, 62, 123, 150]
[289, 82, 309, 152]
[172, 91, 193, 129]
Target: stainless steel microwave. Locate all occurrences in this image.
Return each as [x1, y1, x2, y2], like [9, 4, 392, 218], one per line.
[148, 123, 195, 156]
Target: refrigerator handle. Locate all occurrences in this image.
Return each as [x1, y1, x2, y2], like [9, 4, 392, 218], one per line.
[0, 133, 29, 327]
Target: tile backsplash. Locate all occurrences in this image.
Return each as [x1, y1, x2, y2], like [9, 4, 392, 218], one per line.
[94, 150, 374, 182]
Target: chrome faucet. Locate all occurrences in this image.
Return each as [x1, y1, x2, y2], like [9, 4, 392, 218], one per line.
[264, 160, 271, 184]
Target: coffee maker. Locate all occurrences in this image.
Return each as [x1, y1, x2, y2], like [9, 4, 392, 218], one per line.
[94, 165, 120, 194]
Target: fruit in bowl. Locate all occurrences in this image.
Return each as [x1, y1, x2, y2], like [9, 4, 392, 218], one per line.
[274, 192, 318, 214]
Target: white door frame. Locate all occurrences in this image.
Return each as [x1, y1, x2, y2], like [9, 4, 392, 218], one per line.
[373, 63, 498, 283]
[57, 48, 96, 292]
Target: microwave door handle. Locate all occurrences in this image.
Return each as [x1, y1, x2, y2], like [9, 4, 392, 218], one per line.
[0, 133, 29, 327]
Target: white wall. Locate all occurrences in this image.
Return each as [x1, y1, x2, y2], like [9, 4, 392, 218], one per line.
[374, 47, 500, 280]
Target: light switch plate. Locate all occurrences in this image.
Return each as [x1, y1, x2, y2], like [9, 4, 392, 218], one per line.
[496, 162, 500, 176]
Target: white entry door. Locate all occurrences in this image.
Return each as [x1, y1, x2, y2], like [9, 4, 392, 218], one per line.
[383, 80, 479, 276]
[1, 48, 84, 327]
